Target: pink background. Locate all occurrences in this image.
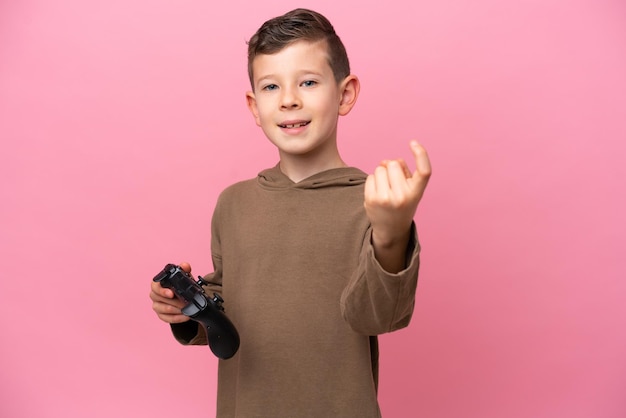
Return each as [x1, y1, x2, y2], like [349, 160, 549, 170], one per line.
[1, 0, 625, 417]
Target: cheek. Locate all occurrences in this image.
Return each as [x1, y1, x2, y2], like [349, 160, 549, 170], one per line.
[316, 98, 341, 120]
[258, 112, 273, 127]
[256, 99, 274, 116]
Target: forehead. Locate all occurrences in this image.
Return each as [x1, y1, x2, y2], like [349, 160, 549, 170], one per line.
[251, 40, 332, 80]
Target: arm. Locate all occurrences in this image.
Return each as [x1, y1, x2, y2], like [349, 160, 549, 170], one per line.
[364, 141, 431, 273]
[340, 223, 421, 335]
[340, 142, 430, 335]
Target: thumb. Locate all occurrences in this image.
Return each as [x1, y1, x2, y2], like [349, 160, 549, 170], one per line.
[179, 261, 192, 274]
[409, 141, 432, 181]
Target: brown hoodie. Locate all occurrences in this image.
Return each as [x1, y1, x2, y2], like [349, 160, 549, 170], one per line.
[172, 165, 421, 417]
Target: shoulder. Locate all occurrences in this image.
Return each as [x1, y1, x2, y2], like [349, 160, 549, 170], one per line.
[217, 177, 258, 204]
[214, 165, 279, 207]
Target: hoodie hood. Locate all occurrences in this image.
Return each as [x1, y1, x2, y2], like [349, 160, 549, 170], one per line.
[257, 164, 367, 190]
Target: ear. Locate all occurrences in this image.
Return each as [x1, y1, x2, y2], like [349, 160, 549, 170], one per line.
[338, 75, 360, 116]
[246, 91, 261, 126]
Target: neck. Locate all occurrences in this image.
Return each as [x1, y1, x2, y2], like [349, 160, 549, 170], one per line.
[278, 153, 347, 183]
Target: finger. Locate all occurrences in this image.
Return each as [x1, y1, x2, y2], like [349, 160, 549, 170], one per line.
[410, 141, 432, 180]
[380, 159, 411, 178]
[158, 314, 190, 324]
[155, 305, 189, 324]
[153, 298, 184, 315]
[364, 174, 377, 204]
[151, 279, 175, 298]
[150, 288, 182, 309]
[386, 160, 411, 194]
[373, 165, 391, 196]
[179, 262, 192, 273]
[395, 158, 412, 178]
[151, 291, 186, 313]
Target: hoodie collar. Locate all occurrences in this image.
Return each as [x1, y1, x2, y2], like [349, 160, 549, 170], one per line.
[257, 164, 367, 190]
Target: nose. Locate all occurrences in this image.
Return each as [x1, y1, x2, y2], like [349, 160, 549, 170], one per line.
[280, 86, 301, 110]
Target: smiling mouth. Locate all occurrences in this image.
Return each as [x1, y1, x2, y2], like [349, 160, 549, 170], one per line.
[279, 121, 310, 129]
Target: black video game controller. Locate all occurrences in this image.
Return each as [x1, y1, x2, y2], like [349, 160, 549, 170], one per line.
[153, 263, 240, 359]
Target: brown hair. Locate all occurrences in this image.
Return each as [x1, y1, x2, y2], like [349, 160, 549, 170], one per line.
[247, 8, 350, 88]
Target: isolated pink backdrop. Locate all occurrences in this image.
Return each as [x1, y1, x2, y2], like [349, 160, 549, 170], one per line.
[1, 0, 625, 417]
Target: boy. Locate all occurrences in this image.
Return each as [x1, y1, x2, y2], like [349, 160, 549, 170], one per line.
[150, 8, 431, 417]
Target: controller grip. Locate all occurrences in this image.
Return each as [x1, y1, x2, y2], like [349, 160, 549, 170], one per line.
[194, 304, 240, 359]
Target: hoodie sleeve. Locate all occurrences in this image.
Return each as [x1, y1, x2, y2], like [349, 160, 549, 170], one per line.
[340, 222, 420, 335]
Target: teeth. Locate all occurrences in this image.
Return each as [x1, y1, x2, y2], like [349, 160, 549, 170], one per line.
[282, 122, 308, 128]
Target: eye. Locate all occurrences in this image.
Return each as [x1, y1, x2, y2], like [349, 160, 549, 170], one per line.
[262, 84, 278, 91]
[301, 80, 317, 87]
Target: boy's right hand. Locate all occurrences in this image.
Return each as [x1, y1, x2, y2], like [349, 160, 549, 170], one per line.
[150, 262, 192, 324]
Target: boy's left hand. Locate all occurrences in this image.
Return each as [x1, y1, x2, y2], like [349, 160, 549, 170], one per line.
[364, 141, 432, 249]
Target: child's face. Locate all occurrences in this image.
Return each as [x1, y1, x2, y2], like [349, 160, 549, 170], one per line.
[246, 40, 356, 160]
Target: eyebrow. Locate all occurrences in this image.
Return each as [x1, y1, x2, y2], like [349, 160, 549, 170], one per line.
[256, 70, 325, 84]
